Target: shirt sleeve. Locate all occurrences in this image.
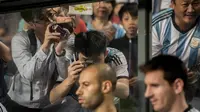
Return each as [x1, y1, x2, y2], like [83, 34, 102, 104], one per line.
[113, 24, 125, 39]
[11, 32, 50, 81]
[152, 25, 162, 57]
[110, 50, 129, 79]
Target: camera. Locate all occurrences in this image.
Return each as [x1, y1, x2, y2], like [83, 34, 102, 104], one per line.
[83, 59, 94, 68]
[49, 23, 74, 39]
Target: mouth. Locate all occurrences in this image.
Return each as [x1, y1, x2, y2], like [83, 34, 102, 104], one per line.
[150, 99, 157, 105]
[184, 14, 196, 19]
[78, 98, 84, 104]
[128, 27, 137, 33]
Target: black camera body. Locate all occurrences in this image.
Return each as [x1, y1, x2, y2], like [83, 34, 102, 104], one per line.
[49, 23, 73, 39]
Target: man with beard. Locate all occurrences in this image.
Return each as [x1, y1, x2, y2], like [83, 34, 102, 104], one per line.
[76, 63, 117, 112]
[140, 55, 199, 112]
[152, 0, 200, 109]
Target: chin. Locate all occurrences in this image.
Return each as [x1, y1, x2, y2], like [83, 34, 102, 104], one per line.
[184, 18, 197, 24]
[153, 106, 164, 112]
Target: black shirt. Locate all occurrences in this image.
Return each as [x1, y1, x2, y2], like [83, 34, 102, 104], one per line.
[0, 59, 7, 104]
[109, 35, 138, 77]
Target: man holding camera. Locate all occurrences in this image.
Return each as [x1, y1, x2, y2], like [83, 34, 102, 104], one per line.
[46, 30, 129, 112]
[7, 8, 69, 112]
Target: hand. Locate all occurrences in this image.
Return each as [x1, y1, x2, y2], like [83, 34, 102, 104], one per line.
[54, 40, 67, 55]
[66, 60, 84, 84]
[187, 68, 198, 85]
[102, 22, 116, 41]
[41, 24, 61, 52]
[129, 76, 137, 87]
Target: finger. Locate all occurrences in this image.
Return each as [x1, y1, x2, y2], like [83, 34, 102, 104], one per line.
[70, 61, 84, 67]
[69, 68, 83, 76]
[70, 64, 84, 72]
[47, 35, 60, 42]
[56, 17, 73, 23]
[129, 78, 137, 82]
[187, 72, 194, 77]
[68, 61, 83, 70]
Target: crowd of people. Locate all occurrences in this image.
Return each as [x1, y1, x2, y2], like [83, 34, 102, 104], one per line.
[0, 0, 200, 112]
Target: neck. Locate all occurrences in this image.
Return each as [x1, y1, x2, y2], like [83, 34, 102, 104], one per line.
[94, 96, 117, 112]
[166, 94, 188, 112]
[34, 31, 44, 43]
[126, 33, 137, 39]
[92, 18, 110, 30]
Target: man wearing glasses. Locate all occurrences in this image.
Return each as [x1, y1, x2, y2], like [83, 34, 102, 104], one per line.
[7, 8, 68, 112]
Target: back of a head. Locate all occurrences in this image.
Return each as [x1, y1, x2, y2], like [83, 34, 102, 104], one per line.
[140, 55, 188, 90]
[75, 30, 108, 57]
[20, 8, 48, 23]
[118, 2, 138, 21]
[87, 63, 117, 91]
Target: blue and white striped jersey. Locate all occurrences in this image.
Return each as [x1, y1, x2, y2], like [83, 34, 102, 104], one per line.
[152, 8, 200, 69]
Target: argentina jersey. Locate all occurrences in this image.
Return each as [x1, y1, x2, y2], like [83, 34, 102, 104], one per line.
[152, 8, 200, 69]
[105, 47, 129, 78]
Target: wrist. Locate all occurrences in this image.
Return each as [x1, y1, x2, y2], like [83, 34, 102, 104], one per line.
[64, 78, 75, 86]
[41, 44, 50, 54]
[54, 45, 66, 57]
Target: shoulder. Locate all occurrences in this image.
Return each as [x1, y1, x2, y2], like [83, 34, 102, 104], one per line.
[152, 8, 173, 26]
[105, 47, 126, 65]
[11, 31, 31, 48]
[12, 31, 29, 42]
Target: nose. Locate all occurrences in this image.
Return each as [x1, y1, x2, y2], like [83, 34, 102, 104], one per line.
[76, 86, 82, 96]
[144, 86, 153, 98]
[187, 4, 195, 13]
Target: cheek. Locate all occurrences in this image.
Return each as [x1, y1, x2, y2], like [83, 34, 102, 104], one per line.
[122, 21, 128, 29]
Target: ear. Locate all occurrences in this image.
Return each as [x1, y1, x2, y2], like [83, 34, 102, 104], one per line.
[170, 0, 175, 8]
[27, 22, 36, 30]
[101, 81, 112, 94]
[173, 78, 184, 94]
[104, 50, 108, 57]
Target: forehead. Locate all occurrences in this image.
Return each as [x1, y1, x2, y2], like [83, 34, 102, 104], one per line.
[79, 68, 99, 83]
[93, 2, 112, 6]
[122, 12, 135, 18]
[176, 0, 200, 2]
[144, 70, 167, 84]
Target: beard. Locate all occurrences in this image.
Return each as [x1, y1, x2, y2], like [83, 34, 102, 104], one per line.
[89, 92, 104, 110]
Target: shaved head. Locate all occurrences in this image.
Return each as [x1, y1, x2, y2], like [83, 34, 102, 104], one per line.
[82, 63, 117, 91]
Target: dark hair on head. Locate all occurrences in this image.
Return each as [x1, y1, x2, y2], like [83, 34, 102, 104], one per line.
[91, 1, 115, 20]
[75, 30, 108, 57]
[140, 55, 188, 90]
[118, 3, 138, 21]
[20, 8, 49, 23]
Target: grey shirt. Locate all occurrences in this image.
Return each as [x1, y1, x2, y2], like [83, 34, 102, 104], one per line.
[8, 31, 69, 108]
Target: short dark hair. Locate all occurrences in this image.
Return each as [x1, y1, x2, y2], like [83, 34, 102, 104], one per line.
[75, 30, 108, 57]
[140, 55, 188, 90]
[20, 8, 49, 23]
[118, 3, 138, 21]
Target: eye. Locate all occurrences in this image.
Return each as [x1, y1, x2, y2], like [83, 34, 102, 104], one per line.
[182, 3, 189, 7]
[83, 82, 89, 87]
[123, 17, 129, 21]
[151, 84, 159, 87]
